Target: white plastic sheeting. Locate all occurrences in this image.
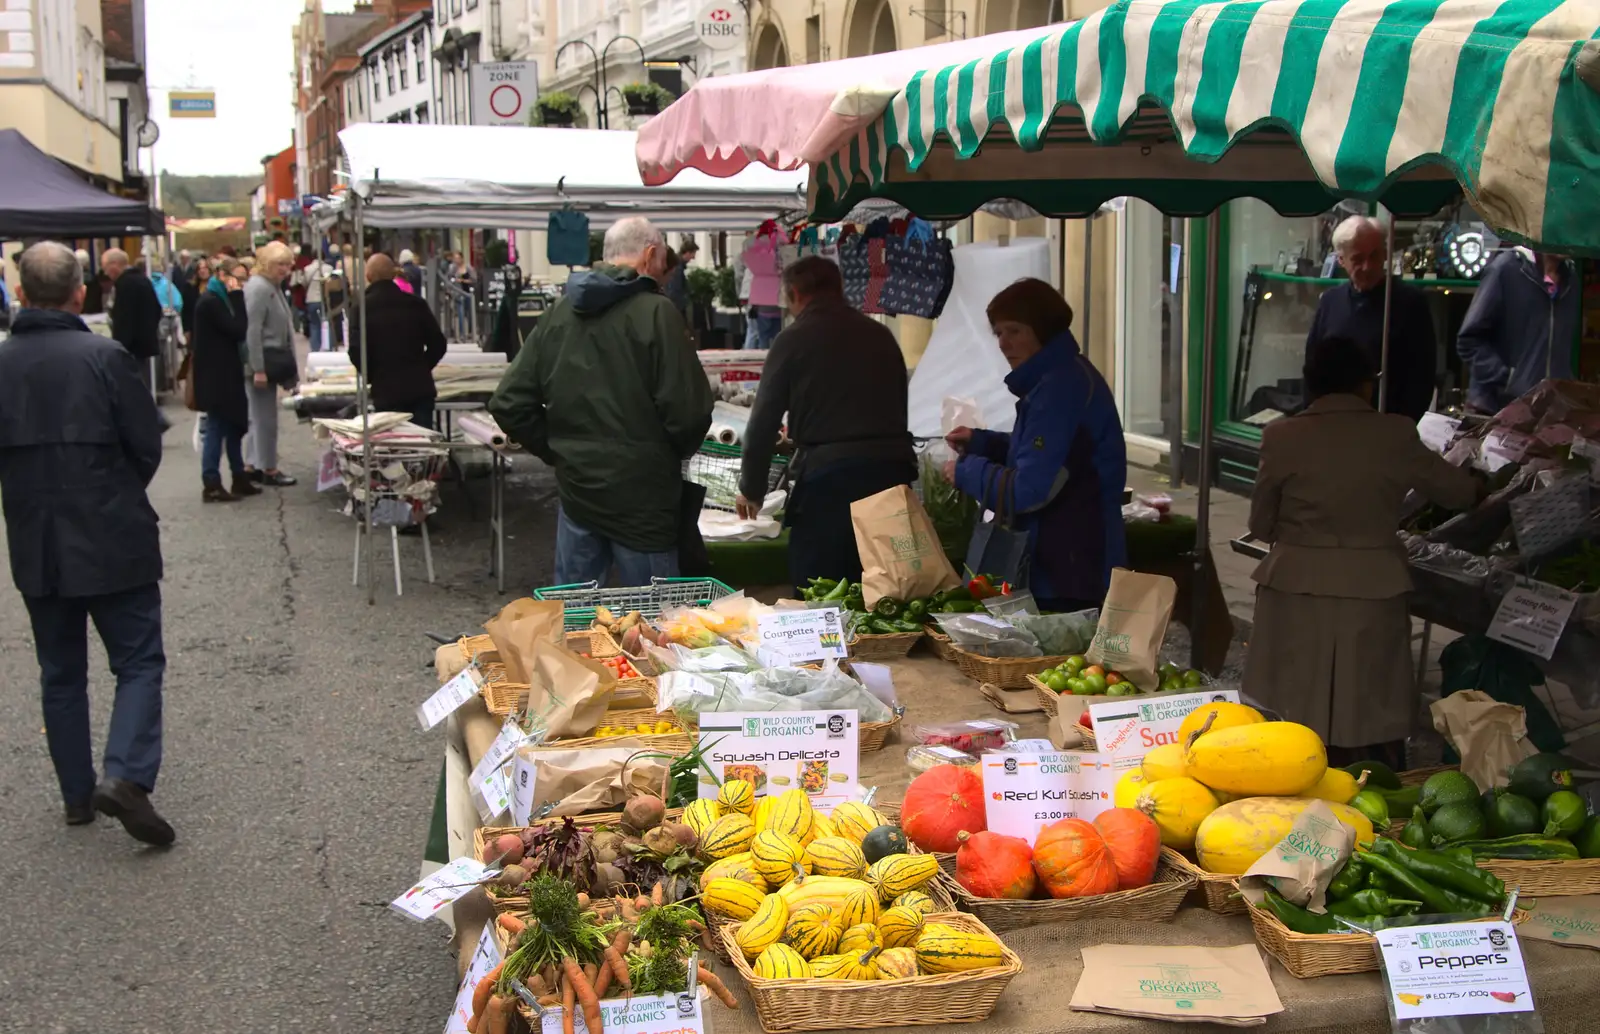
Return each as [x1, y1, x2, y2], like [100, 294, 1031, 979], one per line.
[316, 123, 808, 231]
[906, 238, 1052, 442]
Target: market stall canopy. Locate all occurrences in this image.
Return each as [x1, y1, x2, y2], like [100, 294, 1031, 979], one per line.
[320, 122, 808, 231]
[638, 0, 1600, 252]
[0, 129, 164, 238]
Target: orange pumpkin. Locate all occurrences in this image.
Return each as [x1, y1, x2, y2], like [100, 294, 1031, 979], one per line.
[955, 830, 1037, 899]
[901, 765, 986, 853]
[1031, 818, 1119, 899]
[1092, 808, 1161, 890]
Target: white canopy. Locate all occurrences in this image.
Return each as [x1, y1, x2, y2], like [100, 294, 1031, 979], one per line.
[317, 122, 808, 231]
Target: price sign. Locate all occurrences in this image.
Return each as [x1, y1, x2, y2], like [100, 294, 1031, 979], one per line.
[418, 666, 483, 731]
[1482, 430, 1534, 472]
[473, 717, 533, 782]
[445, 921, 504, 1033]
[471, 764, 513, 823]
[510, 749, 538, 826]
[979, 751, 1140, 843]
[537, 991, 705, 1034]
[1088, 688, 1240, 760]
[391, 857, 497, 922]
[755, 607, 848, 665]
[697, 710, 859, 810]
[1487, 577, 1577, 660]
[1378, 922, 1534, 1020]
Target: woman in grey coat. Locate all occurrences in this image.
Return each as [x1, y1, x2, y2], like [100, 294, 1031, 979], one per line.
[242, 240, 298, 486]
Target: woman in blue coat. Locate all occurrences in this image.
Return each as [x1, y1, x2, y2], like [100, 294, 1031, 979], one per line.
[946, 278, 1127, 610]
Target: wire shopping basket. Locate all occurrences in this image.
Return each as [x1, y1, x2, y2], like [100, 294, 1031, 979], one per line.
[533, 577, 737, 631]
[683, 440, 789, 511]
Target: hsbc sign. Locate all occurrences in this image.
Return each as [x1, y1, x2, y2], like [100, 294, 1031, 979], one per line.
[695, 1, 745, 51]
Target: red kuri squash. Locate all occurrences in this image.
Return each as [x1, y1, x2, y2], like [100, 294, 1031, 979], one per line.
[1092, 808, 1161, 889]
[955, 830, 1037, 899]
[900, 765, 986, 853]
[1032, 818, 1119, 899]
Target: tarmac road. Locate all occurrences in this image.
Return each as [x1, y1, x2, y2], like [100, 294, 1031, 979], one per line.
[0, 405, 560, 1033]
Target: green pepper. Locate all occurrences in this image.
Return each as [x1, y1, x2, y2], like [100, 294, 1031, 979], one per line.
[1325, 889, 1422, 919]
[892, 619, 922, 633]
[822, 578, 853, 601]
[938, 586, 974, 603]
[1261, 889, 1340, 934]
[943, 600, 981, 613]
[1452, 835, 1581, 861]
[1356, 851, 1467, 916]
[810, 578, 838, 593]
[905, 599, 929, 621]
[1372, 838, 1506, 905]
[873, 597, 905, 619]
[1325, 857, 1366, 901]
[1399, 806, 1430, 850]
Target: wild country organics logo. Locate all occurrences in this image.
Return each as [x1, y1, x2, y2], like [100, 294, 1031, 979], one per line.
[1138, 964, 1221, 1005]
[1537, 911, 1600, 939]
[743, 718, 761, 738]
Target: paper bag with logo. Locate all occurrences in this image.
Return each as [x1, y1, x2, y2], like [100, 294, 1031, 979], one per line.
[483, 597, 565, 684]
[1238, 800, 1355, 913]
[1520, 895, 1600, 950]
[1086, 569, 1177, 690]
[523, 638, 617, 739]
[1431, 689, 1537, 791]
[518, 746, 668, 817]
[1069, 944, 1283, 1026]
[850, 484, 961, 608]
[1048, 708, 1092, 750]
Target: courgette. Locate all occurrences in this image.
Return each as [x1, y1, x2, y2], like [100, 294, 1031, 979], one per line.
[1452, 834, 1580, 861]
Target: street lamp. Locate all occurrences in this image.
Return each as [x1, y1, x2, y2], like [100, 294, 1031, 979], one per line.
[554, 34, 646, 129]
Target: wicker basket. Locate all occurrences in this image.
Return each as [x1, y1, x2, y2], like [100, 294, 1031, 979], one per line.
[859, 712, 904, 753]
[1030, 676, 1062, 716]
[1480, 856, 1600, 897]
[1246, 895, 1529, 979]
[1397, 764, 1455, 786]
[1160, 846, 1245, 915]
[932, 856, 1196, 932]
[528, 707, 693, 753]
[950, 646, 1071, 690]
[480, 668, 658, 719]
[924, 630, 958, 662]
[719, 911, 1022, 1033]
[472, 805, 684, 914]
[850, 631, 924, 660]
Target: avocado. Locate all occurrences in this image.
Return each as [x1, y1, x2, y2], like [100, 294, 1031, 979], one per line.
[1343, 760, 1402, 791]
[1420, 770, 1479, 816]
[1483, 788, 1542, 838]
[1506, 753, 1576, 802]
[861, 824, 909, 863]
[1427, 801, 1486, 845]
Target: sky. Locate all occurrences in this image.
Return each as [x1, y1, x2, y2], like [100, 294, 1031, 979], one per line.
[144, 0, 356, 177]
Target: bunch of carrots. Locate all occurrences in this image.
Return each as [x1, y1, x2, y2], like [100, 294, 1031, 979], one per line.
[466, 876, 735, 1034]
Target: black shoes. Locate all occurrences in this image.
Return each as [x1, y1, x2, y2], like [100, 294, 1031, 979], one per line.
[91, 778, 176, 847]
[230, 476, 262, 497]
[64, 802, 95, 826]
[260, 471, 297, 487]
[202, 481, 237, 503]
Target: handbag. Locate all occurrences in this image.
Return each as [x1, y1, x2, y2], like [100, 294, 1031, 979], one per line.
[963, 468, 1034, 590]
[883, 218, 955, 319]
[677, 479, 711, 577]
[262, 346, 298, 387]
[177, 352, 197, 412]
[837, 227, 870, 309]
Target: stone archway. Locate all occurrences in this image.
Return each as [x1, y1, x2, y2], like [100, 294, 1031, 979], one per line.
[752, 21, 789, 69]
[984, 0, 1064, 34]
[845, 0, 899, 57]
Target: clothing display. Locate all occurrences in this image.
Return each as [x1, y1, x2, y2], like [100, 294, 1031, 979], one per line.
[547, 210, 592, 266]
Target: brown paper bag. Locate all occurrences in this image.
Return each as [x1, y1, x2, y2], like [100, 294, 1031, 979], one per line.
[1520, 895, 1600, 950]
[1238, 800, 1355, 913]
[519, 746, 668, 816]
[1430, 690, 1537, 792]
[1086, 569, 1177, 691]
[523, 638, 617, 739]
[850, 485, 961, 608]
[484, 598, 566, 684]
[1070, 944, 1283, 1025]
[1049, 708, 1092, 750]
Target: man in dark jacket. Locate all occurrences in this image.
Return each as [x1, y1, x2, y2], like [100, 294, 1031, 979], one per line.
[735, 257, 916, 591]
[490, 217, 713, 585]
[1457, 248, 1579, 413]
[1305, 216, 1437, 423]
[349, 253, 449, 428]
[0, 241, 174, 845]
[103, 247, 162, 363]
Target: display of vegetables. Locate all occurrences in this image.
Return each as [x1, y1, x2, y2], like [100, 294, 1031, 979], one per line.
[1034, 655, 1139, 696]
[1391, 755, 1600, 859]
[951, 809, 1161, 901]
[796, 578, 996, 634]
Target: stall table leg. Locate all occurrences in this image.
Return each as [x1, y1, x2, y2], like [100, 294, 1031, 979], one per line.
[391, 526, 404, 596]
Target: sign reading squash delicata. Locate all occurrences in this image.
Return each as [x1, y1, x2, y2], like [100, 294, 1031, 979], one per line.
[696, 710, 860, 810]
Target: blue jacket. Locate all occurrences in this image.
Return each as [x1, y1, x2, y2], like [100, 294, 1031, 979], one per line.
[151, 272, 182, 313]
[955, 332, 1127, 603]
[1457, 249, 1578, 412]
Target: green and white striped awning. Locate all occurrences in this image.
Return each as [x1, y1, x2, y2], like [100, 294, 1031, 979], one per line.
[812, 0, 1600, 251]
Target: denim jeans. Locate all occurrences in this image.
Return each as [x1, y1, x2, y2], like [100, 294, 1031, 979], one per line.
[741, 313, 761, 350]
[306, 302, 325, 352]
[554, 506, 679, 587]
[752, 308, 783, 349]
[24, 582, 166, 805]
[201, 413, 246, 483]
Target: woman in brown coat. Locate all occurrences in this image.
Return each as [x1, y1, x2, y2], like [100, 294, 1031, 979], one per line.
[1244, 335, 1479, 767]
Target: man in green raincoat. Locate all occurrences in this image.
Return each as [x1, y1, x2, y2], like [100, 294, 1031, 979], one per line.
[490, 217, 713, 584]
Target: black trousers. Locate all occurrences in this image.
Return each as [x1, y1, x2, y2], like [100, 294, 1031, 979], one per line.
[786, 459, 916, 595]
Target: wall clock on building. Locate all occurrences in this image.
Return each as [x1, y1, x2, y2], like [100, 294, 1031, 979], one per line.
[136, 120, 160, 148]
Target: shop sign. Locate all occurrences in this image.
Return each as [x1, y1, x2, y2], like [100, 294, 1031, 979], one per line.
[1377, 922, 1534, 1021]
[537, 991, 705, 1034]
[1487, 577, 1577, 660]
[696, 710, 859, 808]
[695, 3, 745, 51]
[391, 856, 499, 922]
[169, 90, 216, 118]
[754, 607, 847, 665]
[980, 751, 1140, 843]
[1088, 688, 1241, 760]
[417, 665, 484, 730]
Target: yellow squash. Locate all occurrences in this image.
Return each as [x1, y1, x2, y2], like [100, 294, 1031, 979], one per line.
[1193, 796, 1377, 875]
[734, 893, 789, 959]
[875, 946, 920, 980]
[1183, 721, 1327, 797]
[753, 942, 811, 980]
[1113, 769, 1149, 810]
[830, 801, 889, 844]
[682, 797, 725, 837]
[1140, 743, 1188, 782]
[1176, 701, 1264, 750]
[703, 877, 768, 920]
[699, 853, 766, 891]
[1136, 776, 1220, 850]
[1304, 767, 1362, 805]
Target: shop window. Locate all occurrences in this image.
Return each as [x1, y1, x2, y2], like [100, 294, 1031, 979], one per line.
[1117, 199, 1180, 444]
[416, 34, 427, 81]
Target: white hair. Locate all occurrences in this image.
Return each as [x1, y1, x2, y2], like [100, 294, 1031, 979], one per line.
[1332, 215, 1385, 254]
[74, 248, 90, 267]
[18, 241, 84, 308]
[602, 217, 663, 263]
[399, 248, 415, 264]
[102, 247, 130, 269]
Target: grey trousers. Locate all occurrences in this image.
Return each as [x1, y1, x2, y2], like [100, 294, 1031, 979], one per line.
[246, 381, 279, 470]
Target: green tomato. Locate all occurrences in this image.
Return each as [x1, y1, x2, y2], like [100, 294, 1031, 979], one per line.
[1181, 669, 1205, 688]
[1064, 655, 1087, 673]
[1066, 677, 1090, 695]
[1042, 671, 1069, 692]
[1081, 672, 1108, 695]
[1159, 677, 1181, 693]
[1106, 683, 1135, 697]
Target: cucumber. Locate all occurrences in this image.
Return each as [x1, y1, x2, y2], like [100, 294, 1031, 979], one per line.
[1453, 835, 1581, 861]
[1506, 753, 1576, 802]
